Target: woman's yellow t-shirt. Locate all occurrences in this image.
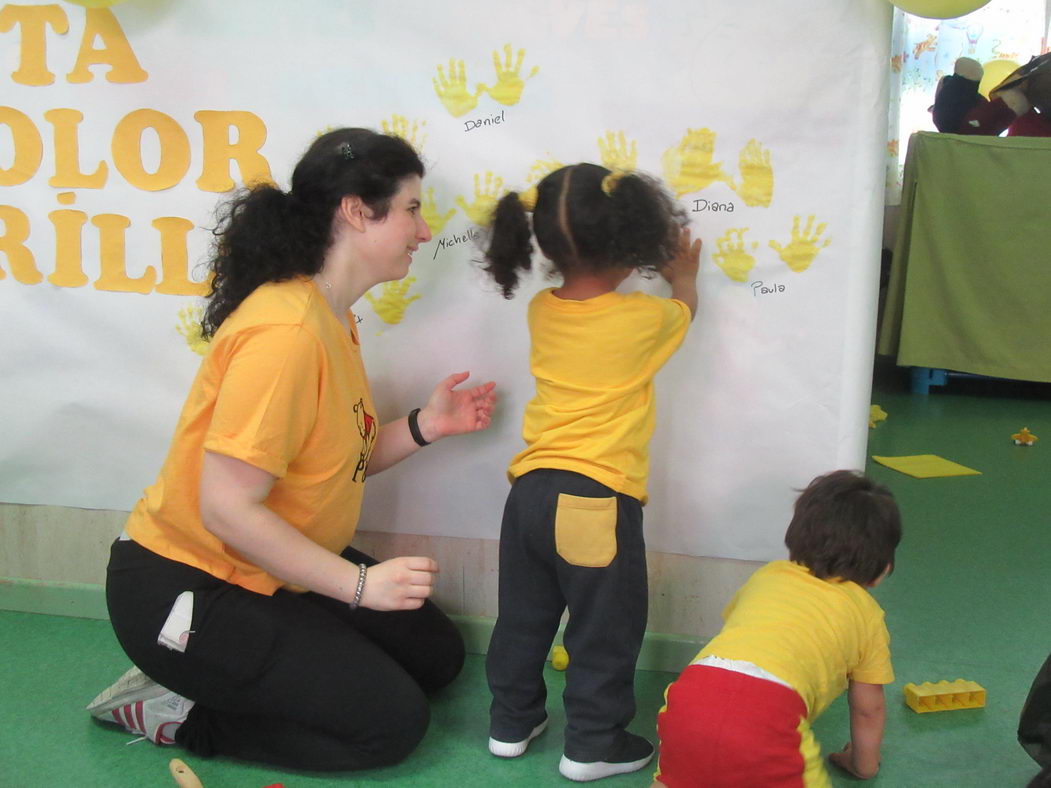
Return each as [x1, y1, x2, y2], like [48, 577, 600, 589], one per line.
[125, 278, 377, 595]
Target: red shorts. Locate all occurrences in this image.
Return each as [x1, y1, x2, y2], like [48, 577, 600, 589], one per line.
[655, 665, 829, 788]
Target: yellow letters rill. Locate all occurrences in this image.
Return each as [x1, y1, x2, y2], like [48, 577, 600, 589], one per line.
[0, 4, 69, 87]
[41, 209, 205, 293]
[0, 106, 44, 186]
[194, 111, 273, 192]
[66, 8, 147, 84]
[45, 108, 108, 188]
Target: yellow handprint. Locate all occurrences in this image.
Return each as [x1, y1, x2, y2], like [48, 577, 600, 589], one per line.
[517, 157, 564, 209]
[381, 114, 428, 154]
[713, 228, 758, 283]
[735, 139, 774, 208]
[456, 171, 507, 226]
[769, 215, 831, 273]
[365, 278, 421, 326]
[480, 44, 539, 107]
[526, 156, 564, 184]
[433, 59, 484, 118]
[175, 304, 210, 356]
[661, 128, 736, 197]
[421, 187, 456, 236]
[597, 131, 638, 172]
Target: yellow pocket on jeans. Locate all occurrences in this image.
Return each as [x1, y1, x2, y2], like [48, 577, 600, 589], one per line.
[555, 493, 618, 567]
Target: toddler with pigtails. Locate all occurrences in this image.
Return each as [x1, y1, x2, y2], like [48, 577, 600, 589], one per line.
[480, 163, 701, 782]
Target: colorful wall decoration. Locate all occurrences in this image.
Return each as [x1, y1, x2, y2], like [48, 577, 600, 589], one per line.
[0, 0, 891, 561]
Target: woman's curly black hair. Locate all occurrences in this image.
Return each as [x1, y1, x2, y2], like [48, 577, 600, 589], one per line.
[200, 128, 424, 337]
[482, 163, 685, 299]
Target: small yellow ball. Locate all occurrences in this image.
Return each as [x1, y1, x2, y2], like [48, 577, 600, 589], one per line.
[551, 645, 570, 671]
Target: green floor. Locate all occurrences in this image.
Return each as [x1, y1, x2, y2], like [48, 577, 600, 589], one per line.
[2, 362, 1049, 787]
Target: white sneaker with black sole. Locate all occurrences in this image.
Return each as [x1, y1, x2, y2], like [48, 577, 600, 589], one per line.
[488, 717, 549, 758]
[558, 731, 654, 782]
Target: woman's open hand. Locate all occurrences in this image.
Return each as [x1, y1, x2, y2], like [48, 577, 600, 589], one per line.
[416, 372, 496, 442]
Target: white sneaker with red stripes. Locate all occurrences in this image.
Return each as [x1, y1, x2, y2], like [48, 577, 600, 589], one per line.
[86, 666, 194, 745]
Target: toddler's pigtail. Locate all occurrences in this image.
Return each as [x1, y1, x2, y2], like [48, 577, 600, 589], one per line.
[482, 192, 534, 299]
[607, 173, 686, 273]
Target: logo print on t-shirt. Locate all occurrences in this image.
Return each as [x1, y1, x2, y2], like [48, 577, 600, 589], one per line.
[352, 399, 377, 482]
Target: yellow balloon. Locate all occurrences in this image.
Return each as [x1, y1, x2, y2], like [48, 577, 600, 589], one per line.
[891, 0, 990, 18]
[62, 0, 127, 7]
[979, 59, 1022, 98]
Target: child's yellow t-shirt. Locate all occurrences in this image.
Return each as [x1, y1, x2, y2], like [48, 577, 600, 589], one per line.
[695, 560, 894, 718]
[507, 289, 690, 503]
[125, 278, 377, 595]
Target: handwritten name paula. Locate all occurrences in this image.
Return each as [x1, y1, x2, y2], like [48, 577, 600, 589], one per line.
[751, 281, 786, 297]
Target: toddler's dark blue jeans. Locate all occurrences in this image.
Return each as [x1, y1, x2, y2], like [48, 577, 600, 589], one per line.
[486, 468, 648, 762]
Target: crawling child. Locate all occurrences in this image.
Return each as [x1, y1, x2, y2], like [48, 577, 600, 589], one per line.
[653, 470, 902, 787]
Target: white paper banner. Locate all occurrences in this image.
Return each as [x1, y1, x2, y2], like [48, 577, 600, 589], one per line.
[0, 0, 890, 561]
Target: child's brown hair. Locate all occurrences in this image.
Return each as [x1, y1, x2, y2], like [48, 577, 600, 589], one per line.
[784, 470, 902, 585]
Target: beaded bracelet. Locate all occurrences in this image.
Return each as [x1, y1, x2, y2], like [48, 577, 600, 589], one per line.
[349, 563, 368, 610]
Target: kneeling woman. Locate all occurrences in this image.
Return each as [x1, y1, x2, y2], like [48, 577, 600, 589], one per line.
[89, 128, 496, 771]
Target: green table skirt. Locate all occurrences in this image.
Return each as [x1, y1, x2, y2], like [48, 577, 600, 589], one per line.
[878, 132, 1051, 383]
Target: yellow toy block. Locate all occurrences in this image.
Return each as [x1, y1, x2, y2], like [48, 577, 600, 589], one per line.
[903, 680, 986, 713]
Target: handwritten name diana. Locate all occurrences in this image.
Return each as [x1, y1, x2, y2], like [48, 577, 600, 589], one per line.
[691, 198, 734, 212]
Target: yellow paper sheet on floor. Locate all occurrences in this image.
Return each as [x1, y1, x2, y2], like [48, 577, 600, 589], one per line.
[872, 455, 981, 478]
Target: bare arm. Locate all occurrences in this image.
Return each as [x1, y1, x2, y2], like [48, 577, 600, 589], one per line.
[199, 450, 436, 610]
[828, 680, 886, 779]
[661, 227, 701, 320]
[367, 371, 496, 475]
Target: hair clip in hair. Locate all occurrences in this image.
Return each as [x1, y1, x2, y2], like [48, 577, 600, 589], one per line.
[601, 170, 628, 196]
[517, 187, 538, 212]
[337, 142, 355, 160]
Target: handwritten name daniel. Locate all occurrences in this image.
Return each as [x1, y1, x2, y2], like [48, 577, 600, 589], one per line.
[433, 228, 481, 259]
[464, 110, 506, 132]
